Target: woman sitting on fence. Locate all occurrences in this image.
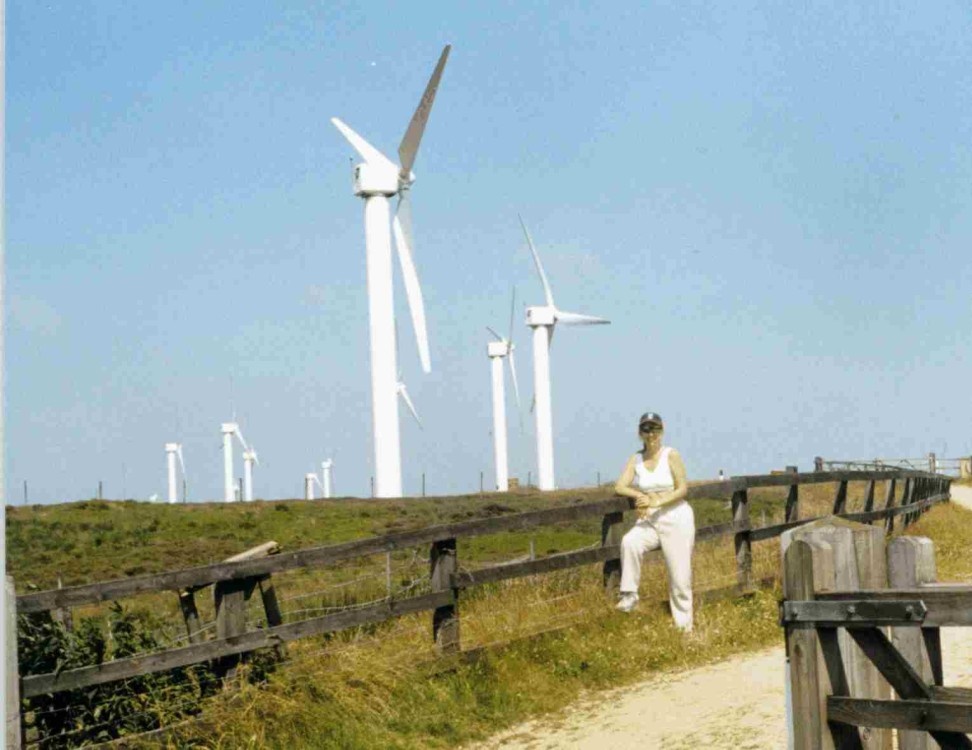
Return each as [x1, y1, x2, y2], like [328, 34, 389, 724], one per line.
[613, 412, 695, 631]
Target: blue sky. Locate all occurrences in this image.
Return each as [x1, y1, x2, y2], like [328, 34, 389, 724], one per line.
[6, 1, 972, 503]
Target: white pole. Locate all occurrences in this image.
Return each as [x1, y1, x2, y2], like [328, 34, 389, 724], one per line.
[305, 473, 316, 501]
[488, 347, 509, 491]
[531, 324, 555, 490]
[322, 462, 332, 499]
[363, 195, 402, 498]
[165, 444, 178, 504]
[243, 453, 254, 501]
[221, 424, 235, 503]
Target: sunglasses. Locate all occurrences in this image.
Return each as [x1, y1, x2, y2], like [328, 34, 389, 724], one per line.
[639, 425, 663, 435]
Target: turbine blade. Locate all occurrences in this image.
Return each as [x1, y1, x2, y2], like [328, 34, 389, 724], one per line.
[393, 194, 431, 373]
[486, 326, 503, 341]
[398, 383, 423, 428]
[518, 215, 555, 307]
[555, 310, 611, 326]
[235, 427, 250, 454]
[176, 446, 186, 480]
[508, 348, 521, 411]
[507, 286, 516, 345]
[398, 45, 451, 180]
[331, 117, 397, 173]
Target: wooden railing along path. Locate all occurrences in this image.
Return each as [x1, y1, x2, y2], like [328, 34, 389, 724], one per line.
[8, 469, 951, 709]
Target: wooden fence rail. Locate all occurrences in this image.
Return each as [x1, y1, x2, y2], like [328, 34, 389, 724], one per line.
[14, 469, 950, 708]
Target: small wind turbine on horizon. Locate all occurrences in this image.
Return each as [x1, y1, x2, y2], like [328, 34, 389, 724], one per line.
[321, 459, 334, 499]
[486, 289, 522, 492]
[242, 445, 259, 502]
[165, 442, 187, 504]
[520, 217, 610, 491]
[330, 44, 451, 498]
[221, 422, 253, 503]
[305, 472, 326, 501]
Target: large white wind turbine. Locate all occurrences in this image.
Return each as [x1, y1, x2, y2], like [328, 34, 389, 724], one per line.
[520, 217, 610, 491]
[165, 443, 187, 504]
[220, 422, 252, 503]
[486, 290, 522, 492]
[242, 444, 259, 502]
[331, 45, 451, 498]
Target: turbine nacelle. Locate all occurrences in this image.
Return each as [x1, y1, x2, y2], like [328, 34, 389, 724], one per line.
[526, 306, 556, 327]
[352, 161, 401, 197]
[487, 340, 511, 358]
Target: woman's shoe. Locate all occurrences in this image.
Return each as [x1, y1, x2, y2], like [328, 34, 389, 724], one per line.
[615, 593, 639, 613]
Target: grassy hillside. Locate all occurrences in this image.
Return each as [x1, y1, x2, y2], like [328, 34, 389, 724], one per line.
[9, 477, 927, 747]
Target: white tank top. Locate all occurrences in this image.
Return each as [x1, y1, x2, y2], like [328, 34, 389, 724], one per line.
[634, 447, 675, 492]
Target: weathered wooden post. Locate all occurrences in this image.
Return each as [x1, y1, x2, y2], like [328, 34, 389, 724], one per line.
[430, 539, 459, 655]
[831, 480, 848, 515]
[601, 511, 625, 594]
[6, 577, 23, 750]
[888, 536, 937, 750]
[731, 489, 752, 592]
[862, 479, 876, 515]
[781, 518, 893, 750]
[785, 466, 800, 523]
[883, 477, 897, 533]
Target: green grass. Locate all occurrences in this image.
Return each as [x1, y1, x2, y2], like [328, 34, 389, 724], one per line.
[7, 478, 950, 748]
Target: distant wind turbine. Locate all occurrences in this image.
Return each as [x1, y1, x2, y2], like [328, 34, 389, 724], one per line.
[321, 459, 334, 499]
[331, 45, 451, 498]
[165, 443, 187, 504]
[520, 217, 610, 491]
[486, 289, 522, 492]
[221, 422, 253, 503]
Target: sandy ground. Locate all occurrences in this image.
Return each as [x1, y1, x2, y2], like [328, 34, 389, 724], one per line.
[471, 489, 972, 750]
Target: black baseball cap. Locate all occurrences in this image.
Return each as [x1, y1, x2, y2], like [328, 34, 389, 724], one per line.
[638, 412, 664, 429]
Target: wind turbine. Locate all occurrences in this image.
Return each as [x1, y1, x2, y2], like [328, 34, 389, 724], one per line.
[486, 290, 522, 492]
[242, 444, 259, 502]
[305, 472, 326, 501]
[220, 422, 252, 503]
[520, 217, 610, 491]
[331, 44, 451, 498]
[321, 459, 334, 499]
[165, 443, 187, 504]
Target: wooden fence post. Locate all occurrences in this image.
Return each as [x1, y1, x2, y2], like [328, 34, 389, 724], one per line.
[731, 489, 752, 592]
[783, 538, 836, 750]
[884, 478, 898, 533]
[785, 467, 800, 523]
[6, 577, 23, 750]
[430, 538, 459, 655]
[862, 480, 876, 515]
[178, 590, 203, 644]
[782, 518, 892, 750]
[831, 480, 848, 515]
[888, 536, 937, 750]
[601, 511, 624, 595]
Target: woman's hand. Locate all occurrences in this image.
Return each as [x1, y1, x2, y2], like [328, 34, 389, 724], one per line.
[635, 492, 664, 511]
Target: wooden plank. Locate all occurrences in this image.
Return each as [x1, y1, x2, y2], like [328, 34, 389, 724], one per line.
[430, 539, 459, 655]
[21, 591, 452, 698]
[783, 538, 837, 750]
[178, 590, 203, 645]
[818, 588, 972, 627]
[888, 536, 937, 750]
[818, 626, 864, 749]
[785, 469, 800, 523]
[6, 577, 22, 750]
[846, 627, 931, 700]
[923, 628, 943, 687]
[214, 578, 249, 680]
[862, 480, 876, 514]
[453, 546, 620, 589]
[732, 489, 752, 592]
[827, 698, 972, 735]
[600, 511, 624, 594]
[883, 479, 897, 533]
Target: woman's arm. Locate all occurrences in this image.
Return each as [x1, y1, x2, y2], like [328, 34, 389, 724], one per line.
[645, 449, 689, 509]
[614, 455, 644, 501]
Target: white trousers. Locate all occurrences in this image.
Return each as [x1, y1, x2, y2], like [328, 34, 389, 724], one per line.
[620, 500, 695, 631]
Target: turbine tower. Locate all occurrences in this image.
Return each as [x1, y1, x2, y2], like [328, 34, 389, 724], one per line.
[305, 472, 325, 501]
[242, 446, 259, 502]
[321, 459, 334, 499]
[165, 443, 187, 504]
[331, 45, 451, 498]
[486, 290, 521, 492]
[520, 217, 610, 491]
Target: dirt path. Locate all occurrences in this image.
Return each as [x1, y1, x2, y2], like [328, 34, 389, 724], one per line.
[472, 492, 972, 749]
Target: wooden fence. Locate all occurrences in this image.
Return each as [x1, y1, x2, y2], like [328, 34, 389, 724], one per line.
[7, 468, 952, 744]
[781, 520, 972, 749]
